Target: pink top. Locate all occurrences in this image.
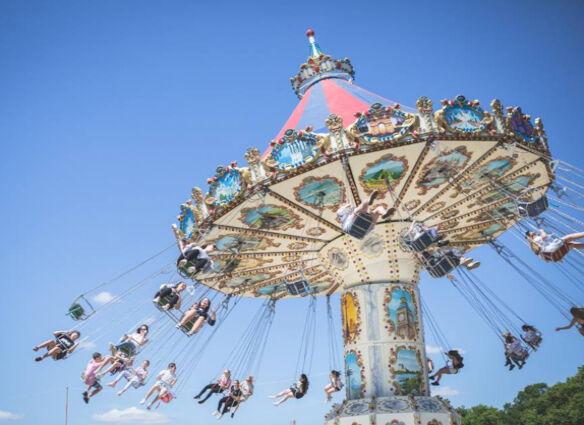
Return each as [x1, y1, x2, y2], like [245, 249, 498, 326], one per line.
[83, 360, 101, 385]
[217, 374, 231, 389]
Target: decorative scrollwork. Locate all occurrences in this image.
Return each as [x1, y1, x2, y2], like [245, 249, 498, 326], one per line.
[266, 129, 323, 172]
[434, 95, 494, 134]
[350, 103, 419, 144]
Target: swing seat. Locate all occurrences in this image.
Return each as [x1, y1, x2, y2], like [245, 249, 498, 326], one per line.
[517, 196, 548, 218]
[540, 243, 569, 262]
[286, 280, 311, 296]
[68, 303, 86, 320]
[427, 254, 458, 278]
[346, 213, 374, 239]
[67, 296, 95, 321]
[179, 319, 196, 334]
[404, 230, 437, 252]
[160, 392, 174, 403]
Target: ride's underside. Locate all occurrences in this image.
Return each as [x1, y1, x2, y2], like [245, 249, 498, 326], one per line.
[173, 31, 554, 299]
[179, 134, 552, 298]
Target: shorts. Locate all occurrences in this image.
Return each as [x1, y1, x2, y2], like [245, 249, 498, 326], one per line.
[54, 351, 67, 360]
[541, 239, 564, 253]
[156, 381, 172, 391]
[447, 367, 459, 374]
[85, 376, 102, 390]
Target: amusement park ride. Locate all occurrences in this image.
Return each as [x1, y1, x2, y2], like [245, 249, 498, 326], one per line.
[170, 29, 555, 425]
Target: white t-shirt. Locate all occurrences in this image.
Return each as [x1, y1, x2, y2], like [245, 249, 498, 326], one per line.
[157, 369, 176, 387]
[533, 233, 563, 253]
[241, 381, 254, 400]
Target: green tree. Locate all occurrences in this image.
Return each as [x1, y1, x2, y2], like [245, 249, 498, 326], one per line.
[458, 366, 584, 425]
[459, 405, 504, 425]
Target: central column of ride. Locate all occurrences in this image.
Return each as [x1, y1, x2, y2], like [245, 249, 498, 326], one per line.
[341, 279, 428, 400]
[320, 222, 460, 425]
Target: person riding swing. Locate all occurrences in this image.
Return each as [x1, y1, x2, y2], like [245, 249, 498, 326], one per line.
[429, 350, 464, 386]
[33, 330, 81, 362]
[177, 240, 216, 275]
[526, 229, 584, 262]
[324, 370, 343, 401]
[336, 190, 395, 239]
[153, 282, 187, 310]
[556, 307, 584, 336]
[270, 374, 309, 406]
[503, 333, 529, 370]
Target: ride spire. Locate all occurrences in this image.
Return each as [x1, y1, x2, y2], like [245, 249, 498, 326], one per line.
[306, 28, 322, 57]
[289, 29, 355, 98]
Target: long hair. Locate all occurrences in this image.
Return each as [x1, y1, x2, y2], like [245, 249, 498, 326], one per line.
[198, 298, 211, 313]
[299, 374, 309, 393]
[571, 307, 584, 320]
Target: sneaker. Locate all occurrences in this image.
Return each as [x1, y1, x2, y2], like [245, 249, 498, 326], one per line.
[187, 266, 197, 275]
[509, 364, 515, 371]
[431, 382, 440, 386]
[193, 395, 200, 399]
[83, 392, 89, 404]
[466, 261, 481, 270]
[198, 400, 205, 404]
[368, 190, 380, 204]
[117, 391, 123, 396]
[459, 257, 472, 266]
[34, 356, 43, 362]
[139, 398, 146, 405]
[212, 411, 220, 417]
[437, 240, 450, 247]
[33, 346, 39, 352]
[381, 208, 396, 220]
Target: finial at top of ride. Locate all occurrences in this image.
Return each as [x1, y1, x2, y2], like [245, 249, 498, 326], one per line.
[290, 28, 355, 98]
[305, 28, 321, 57]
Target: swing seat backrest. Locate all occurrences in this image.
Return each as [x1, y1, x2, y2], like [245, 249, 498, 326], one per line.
[404, 230, 436, 252]
[517, 196, 548, 218]
[346, 213, 374, 239]
[68, 303, 86, 321]
[286, 280, 311, 296]
[427, 254, 457, 278]
[541, 243, 569, 262]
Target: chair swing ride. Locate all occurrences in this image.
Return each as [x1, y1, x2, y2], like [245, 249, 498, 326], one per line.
[43, 29, 584, 424]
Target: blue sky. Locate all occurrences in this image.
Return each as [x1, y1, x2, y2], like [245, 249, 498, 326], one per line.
[1, 0, 584, 424]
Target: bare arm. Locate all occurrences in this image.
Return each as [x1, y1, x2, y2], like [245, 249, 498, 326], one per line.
[556, 318, 577, 331]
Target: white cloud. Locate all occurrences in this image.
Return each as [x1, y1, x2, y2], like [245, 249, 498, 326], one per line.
[432, 386, 460, 397]
[93, 291, 115, 305]
[93, 407, 168, 424]
[426, 345, 443, 354]
[0, 410, 22, 421]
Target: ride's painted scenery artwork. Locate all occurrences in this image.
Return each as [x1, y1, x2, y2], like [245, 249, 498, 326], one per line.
[385, 289, 417, 339]
[344, 351, 363, 399]
[341, 292, 360, 344]
[392, 348, 423, 395]
[295, 176, 345, 210]
[416, 147, 471, 194]
[241, 205, 300, 231]
[360, 155, 407, 192]
[208, 168, 244, 206]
